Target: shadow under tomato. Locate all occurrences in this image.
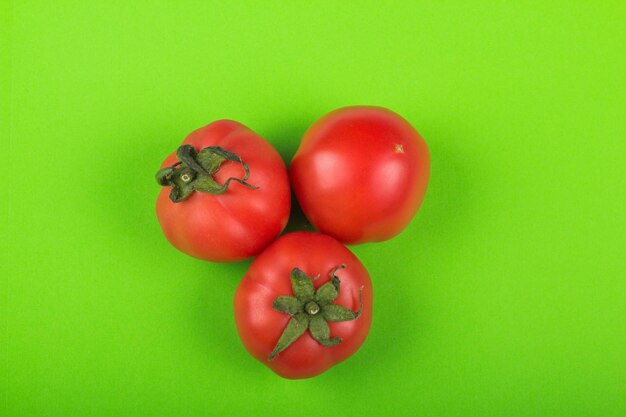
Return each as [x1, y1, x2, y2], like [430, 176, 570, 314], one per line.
[261, 121, 317, 236]
[282, 190, 316, 235]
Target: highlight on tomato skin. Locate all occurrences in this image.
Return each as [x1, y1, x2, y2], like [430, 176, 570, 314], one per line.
[155, 120, 291, 262]
[234, 232, 373, 379]
[289, 106, 430, 245]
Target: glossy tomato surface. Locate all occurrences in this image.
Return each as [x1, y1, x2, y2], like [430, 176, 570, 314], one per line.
[290, 106, 430, 244]
[156, 120, 290, 261]
[234, 232, 373, 379]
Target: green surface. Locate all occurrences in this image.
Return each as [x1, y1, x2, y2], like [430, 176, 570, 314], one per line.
[3, 1, 625, 416]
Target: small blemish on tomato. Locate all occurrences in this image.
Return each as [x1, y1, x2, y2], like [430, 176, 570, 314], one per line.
[394, 144, 404, 154]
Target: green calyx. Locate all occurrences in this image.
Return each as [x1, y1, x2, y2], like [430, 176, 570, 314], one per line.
[156, 144, 258, 203]
[268, 265, 363, 361]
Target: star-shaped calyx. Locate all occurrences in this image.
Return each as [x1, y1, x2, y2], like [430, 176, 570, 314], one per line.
[156, 144, 258, 203]
[269, 265, 363, 361]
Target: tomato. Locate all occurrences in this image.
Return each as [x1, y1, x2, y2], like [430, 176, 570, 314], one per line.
[234, 232, 373, 379]
[155, 120, 290, 262]
[290, 106, 430, 244]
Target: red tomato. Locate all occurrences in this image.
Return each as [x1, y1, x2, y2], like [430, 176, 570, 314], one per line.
[156, 120, 290, 262]
[234, 232, 373, 379]
[290, 106, 430, 244]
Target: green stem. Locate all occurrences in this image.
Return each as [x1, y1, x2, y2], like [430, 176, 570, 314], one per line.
[156, 145, 258, 203]
[268, 266, 364, 361]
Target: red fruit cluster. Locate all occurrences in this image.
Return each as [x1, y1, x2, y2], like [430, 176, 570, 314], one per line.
[155, 106, 430, 378]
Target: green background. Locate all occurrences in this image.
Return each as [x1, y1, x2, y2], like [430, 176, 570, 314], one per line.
[3, 1, 625, 416]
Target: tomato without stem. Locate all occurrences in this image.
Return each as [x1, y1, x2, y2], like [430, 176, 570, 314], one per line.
[156, 120, 290, 262]
[234, 232, 373, 379]
[290, 106, 430, 244]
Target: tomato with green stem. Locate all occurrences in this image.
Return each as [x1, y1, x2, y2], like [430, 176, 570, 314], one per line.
[155, 120, 290, 262]
[234, 232, 373, 379]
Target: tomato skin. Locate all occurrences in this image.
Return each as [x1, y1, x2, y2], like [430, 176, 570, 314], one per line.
[156, 120, 290, 262]
[290, 106, 430, 244]
[234, 232, 373, 379]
